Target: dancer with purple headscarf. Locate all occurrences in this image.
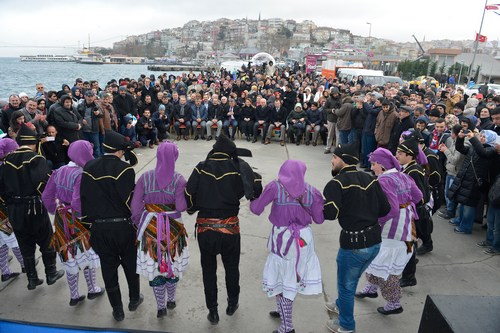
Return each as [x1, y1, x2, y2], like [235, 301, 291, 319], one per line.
[250, 159, 324, 333]
[42, 140, 104, 306]
[131, 141, 189, 318]
[0, 139, 25, 283]
[356, 148, 422, 315]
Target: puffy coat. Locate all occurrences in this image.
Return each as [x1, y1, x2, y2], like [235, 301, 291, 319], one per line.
[448, 136, 496, 206]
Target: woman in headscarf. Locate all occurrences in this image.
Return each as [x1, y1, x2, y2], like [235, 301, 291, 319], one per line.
[250, 160, 324, 333]
[42, 140, 103, 306]
[356, 148, 422, 315]
[449, 129, 498, 234]
[0, 139, 25, 282]
[131, 141, 189, 318]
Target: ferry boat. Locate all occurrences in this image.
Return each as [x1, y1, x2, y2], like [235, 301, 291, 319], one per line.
[75, 52, 104, 64]
[19, 55, 75, 62]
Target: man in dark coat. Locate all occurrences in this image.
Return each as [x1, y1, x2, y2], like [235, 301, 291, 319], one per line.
[52, 95, 83, 143]
[185, 135, 262, 325]
[388, 106, 414, 154]
[80, 130, 142, 321]
[0, 125, 64, 290]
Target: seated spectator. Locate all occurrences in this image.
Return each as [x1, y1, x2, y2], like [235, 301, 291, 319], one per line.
[305, 102, 324, 146]
[190, 97, 208, 140]
[152, 105, 170, 142]
[287, 103, 308, 146]
[120, 114, 140, 148]
[40, 125, 69, 170]
[136, 109, 158, 148]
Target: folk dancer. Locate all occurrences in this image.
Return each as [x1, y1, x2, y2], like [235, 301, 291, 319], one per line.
[80, 130, 142, 321]
[323, 142, 391, 333]
[131, 142, 189, 318]
[0, 139, 25, 283]
[396, 138, 431, 288]
[0, 125, 65, 290]
[356, 148, 422, 315]
[250, 160, 324, 333]
[42, 140, 104, 306]
[185, 135, 262, 325]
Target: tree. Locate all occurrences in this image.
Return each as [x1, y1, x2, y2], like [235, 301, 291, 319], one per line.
[429, 61, 438, 77]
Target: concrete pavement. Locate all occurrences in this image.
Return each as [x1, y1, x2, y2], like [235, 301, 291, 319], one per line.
[1, 138, 499, 333]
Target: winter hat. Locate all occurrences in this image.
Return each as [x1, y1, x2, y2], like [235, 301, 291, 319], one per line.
[369, 148, 400, 171]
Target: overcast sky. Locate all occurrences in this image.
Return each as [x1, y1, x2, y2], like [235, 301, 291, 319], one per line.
[1, 0, 499, 57]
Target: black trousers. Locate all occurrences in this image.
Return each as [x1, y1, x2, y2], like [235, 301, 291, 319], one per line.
[90, 221, 139, 305]
[8, 201, 54, 259]
[197, 230, 240, 310]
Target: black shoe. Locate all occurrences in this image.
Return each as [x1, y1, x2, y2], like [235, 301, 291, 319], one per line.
[438, 211, 454, 219]
[246, 136, 250, 142]
[157, 308, 167, 318]
[112, 307, 125, 321]
[252, 138, 258, 143]
[226, 303, 239, 316]
[355, 291, 378, 299]
[400, 278, 417, 288]
[25, 256, 43, 290]
[46, 269, 65, 285]
[416, 245, 433, 255]
[207, 136, 212, 141]
[273, 330, 295, 333]
[88, 289, 105, 300]
[194, 135, 199, 141]
[128, 293, 144, 311]
[201, 136, 206, 140]
[1, 272, 20, 282]
[69, 295, 86, 306]
[28, 278, 44, 290]
[269, 310, 280, 318]
[207, 309, 219, 325]
[377, 306, 403, 315]
[167, 301, 176, 309]
[295, 141, 300, 146]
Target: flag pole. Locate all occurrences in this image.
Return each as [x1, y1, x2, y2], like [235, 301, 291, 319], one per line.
[468, 0, 488, 79]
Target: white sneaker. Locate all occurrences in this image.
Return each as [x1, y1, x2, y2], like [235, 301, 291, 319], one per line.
[324, 302, 340, 315]
[326, 319, 355, 333]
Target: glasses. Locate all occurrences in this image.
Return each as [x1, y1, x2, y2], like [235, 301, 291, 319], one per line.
[37, 87, 44, 90]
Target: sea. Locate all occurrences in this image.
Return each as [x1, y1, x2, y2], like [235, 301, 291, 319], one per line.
[0, 57, 186, 101]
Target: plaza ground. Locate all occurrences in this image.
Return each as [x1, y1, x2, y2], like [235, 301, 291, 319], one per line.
[1, 138, 499, 333]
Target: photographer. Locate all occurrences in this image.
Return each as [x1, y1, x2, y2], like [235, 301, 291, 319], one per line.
[40, 125, 69, 170]
[120, 114, 140, 148]
[77, 91, 103, 157]
[136, 109, 158, 148]
[152, 104, 170, 142]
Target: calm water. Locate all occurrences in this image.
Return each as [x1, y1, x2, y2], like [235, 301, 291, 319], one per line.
[0, 57, 185, 100]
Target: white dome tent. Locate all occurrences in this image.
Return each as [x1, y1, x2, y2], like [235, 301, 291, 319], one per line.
[250, 52, 275, 66]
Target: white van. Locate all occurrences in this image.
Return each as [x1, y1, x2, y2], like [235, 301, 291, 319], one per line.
[337, 68, 385, 86]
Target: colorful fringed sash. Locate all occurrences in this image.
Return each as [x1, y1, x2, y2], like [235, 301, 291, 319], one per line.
[141, 204, 188, 277]
[49, 205, 92, 262]
[0, 202, 13, 236]
[195, 216, 240, 237]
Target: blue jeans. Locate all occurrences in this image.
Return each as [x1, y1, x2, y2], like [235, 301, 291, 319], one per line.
[486, 206, 500, 251]
[82, 131, 102, 157]
[453, 204, 476, 233]
[445, 175, 458, 216]
[361, 133, 376, 167]
[338, 130, 350, 145]
[223, 119, 238, 138]
[336, 243, 380, 330]
[348, 128, 361, 144]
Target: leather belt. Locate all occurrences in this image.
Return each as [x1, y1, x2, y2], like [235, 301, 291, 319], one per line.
[94, 217, 131, 223]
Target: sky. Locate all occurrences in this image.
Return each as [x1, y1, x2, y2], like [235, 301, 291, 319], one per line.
[1, 0, 499, 57]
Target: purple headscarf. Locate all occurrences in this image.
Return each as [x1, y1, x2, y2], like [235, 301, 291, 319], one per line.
[0, 138, 19, 160]
[68, 140, 94, 167]
[369, 147, 401, 171]
[156, 141, 179, 189]
[416, 146, 428, 165]
[278, 159, 306, 198]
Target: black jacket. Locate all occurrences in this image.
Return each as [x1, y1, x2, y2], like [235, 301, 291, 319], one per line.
[269, 106, 287, 124]
[52, 105, 83, 143]
[448, 136, 496, 206]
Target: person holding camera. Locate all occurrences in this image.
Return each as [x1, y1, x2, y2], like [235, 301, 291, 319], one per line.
[137, 109, 158, 149]
[77, 91, 103, 157]
[153, 104, 170, 142]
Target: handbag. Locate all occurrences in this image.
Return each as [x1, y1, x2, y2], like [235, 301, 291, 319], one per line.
[470, 157, 489, 191]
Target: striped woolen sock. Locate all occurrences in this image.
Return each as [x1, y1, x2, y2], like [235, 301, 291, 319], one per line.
[66, 272, 80, 300]
[0, 245, 12, 276]
[153, 284, 167, 311]
[277, 295, 294, 333]
[166, 281, 177, 302]
[84, 268, 101, 293]
[11, 247, 24, 268]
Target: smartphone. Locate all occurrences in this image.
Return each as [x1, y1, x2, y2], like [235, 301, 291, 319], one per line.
[462, 130, 470, 134]
[45, 136, 55, 142]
